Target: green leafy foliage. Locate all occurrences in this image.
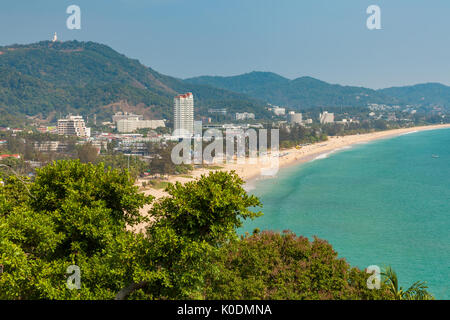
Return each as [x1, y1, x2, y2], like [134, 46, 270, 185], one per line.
[150, 171, 262, 245]
[204, 230, 394, 300]
[381, 266, 434, 300]
[0, 160, 153, 299]
[0, 160, 426, 300]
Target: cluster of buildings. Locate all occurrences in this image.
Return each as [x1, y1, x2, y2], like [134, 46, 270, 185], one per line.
[268, 105, 314, 125]
[55, 111, 166, 138]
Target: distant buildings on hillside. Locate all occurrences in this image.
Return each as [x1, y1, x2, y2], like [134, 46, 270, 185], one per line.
[271, 106, 286, 116]
[235, 112, 255, 121]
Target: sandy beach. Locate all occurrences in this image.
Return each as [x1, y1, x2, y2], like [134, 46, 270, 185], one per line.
[132, 123, 450, 232]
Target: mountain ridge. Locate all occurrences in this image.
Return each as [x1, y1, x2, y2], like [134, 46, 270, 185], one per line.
[186, 71, 450, 110]
[0, 41, 268, 124]
[1, 40, 450, 127]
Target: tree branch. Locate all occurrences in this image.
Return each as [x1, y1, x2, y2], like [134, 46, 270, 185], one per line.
[114, 281, 149, 300]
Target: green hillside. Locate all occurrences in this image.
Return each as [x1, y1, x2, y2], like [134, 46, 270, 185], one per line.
[0, 41, 268, 124]
[186, 71, 401, 109]
[379, 83, 450, 107]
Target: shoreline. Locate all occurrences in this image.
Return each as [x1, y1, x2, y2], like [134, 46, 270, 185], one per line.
[141, 123, 450, 195]
[212, 123, 450, 184]
[133, 123, 450, 231]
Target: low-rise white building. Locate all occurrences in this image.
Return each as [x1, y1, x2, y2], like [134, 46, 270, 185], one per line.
[112, 112, 143, 123]
[319, 111, 334, 124]
[272, 106, 286, 116]
[117, 119, 165, 133]
[235, 112, 255, 121]
[288, 112, 302, 124]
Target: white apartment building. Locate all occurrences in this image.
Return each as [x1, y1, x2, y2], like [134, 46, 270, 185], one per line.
[34, 141, 68, 152]
[112, 112, 143, 123]
[288, 112, 302, 124]
[235, 112, 255, 121]
[272, 106, 286, 116]
[57, 115, 90, 138]
[319, 111, 334, 124]
[174, 92, 194, 137]
[117, 119, 165, 133]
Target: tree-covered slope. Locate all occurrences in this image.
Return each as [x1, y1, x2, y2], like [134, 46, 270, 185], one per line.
[0, 41, 268, 122]
[379, 83, 450, 107]
[186, 71, 400, 109]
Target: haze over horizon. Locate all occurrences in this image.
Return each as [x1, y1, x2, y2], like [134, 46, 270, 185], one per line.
[2, 0, 450, 89]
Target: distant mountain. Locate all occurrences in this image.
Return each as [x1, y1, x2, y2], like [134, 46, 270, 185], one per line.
[186, 71, 401, 109]
[0, 41, 268, 124]
[378, 83, 450, 107]
[2, 41, 449, 127]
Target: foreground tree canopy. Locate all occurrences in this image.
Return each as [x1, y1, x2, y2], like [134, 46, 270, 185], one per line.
[0, 160, 431, 299]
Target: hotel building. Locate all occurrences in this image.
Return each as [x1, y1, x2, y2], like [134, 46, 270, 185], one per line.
[174, 92, 194, 137]
[57, 115, 90, 138]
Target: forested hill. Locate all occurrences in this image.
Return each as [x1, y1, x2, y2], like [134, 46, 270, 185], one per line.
[0, 41, 268, 124]
[378, 83, 450, 107]
[185, 71, 400, 109]
[186, 71, 450, 110]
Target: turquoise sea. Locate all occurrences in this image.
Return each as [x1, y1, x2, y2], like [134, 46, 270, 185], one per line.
[242, 128, 450, 299]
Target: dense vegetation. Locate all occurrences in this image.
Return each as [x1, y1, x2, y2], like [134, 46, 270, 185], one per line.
[0, 41, 268, 123]
[0, 160, 433, 300]
[186, 71, 400, 109]
[2, 41, 450, 128]
[187, 71, 450, 111]
[379, 83, 450, 107]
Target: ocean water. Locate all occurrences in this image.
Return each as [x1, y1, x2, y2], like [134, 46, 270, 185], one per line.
[241, 128, 450, 299]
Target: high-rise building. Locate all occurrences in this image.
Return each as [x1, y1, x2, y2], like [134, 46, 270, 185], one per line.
[174, 92, 194, 137]
[57, 115, 90, 138]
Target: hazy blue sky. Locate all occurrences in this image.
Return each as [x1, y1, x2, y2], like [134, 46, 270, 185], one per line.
[1, 0, 449, 89]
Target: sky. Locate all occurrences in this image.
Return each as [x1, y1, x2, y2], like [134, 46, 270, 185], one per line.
[1, 0, 450, 89]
